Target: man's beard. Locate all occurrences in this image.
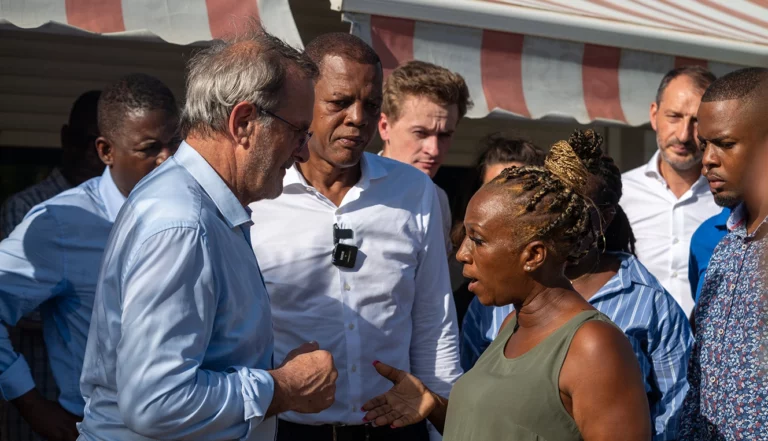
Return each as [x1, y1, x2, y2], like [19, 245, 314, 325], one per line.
[714, 192, 741, 208]
[658, 136, 702, 172]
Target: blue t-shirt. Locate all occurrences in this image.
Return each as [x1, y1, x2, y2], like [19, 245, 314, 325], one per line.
[688, 208, 730, 302]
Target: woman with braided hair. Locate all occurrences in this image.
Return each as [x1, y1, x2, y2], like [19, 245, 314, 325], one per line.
[361, 135, 651, 440]
[462, 130, 693, 439]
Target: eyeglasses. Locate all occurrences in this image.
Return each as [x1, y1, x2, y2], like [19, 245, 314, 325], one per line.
[260, 108, 312, 149]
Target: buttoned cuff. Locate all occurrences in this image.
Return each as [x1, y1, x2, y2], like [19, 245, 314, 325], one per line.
[234, 367, 276, 441]
[0, 354, 35, 400]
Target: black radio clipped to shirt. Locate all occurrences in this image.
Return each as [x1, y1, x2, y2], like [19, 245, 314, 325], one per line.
[332, 224, 357, 268]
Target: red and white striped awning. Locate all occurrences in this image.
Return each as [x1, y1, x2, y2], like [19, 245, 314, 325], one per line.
[0, 0, 303, 48]
[333, 0, 768, 126]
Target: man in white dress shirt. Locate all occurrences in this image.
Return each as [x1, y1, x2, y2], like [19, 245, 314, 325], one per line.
[620, 66, 720, 317]
[250, 33, 461, 441]
[378, 61, 472, 258]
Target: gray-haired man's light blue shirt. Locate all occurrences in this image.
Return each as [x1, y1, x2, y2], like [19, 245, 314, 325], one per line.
[78, 142, 277, 441]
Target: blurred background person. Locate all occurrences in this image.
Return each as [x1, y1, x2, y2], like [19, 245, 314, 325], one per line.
[0, 90, 103, 239]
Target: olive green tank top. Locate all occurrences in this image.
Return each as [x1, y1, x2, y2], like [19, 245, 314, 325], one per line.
[443, 310, 613, 441]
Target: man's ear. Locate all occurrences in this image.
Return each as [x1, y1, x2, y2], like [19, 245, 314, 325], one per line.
[649, 102, 659, 133]
[95, 137, 113, 166]
[378, 113, 390, 145]
[520, 240, 547, 272]
[229, 102, 258, 146]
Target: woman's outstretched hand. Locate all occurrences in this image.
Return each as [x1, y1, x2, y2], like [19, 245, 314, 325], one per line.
[362, 361, 437, 428]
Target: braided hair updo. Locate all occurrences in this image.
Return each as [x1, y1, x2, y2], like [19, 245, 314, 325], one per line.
[486, 139, 596, 263]
[555, 129, 636, 255]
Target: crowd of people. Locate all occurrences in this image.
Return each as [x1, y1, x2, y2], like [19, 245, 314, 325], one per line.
[0, 24, 766, 441]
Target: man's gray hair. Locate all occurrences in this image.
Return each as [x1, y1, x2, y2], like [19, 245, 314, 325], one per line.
[181, 25, 318, 137]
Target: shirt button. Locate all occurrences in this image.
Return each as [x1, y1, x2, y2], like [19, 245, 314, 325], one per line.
[709, 376, 717, 384]
[672, 237, 679, 244]
[671, 272, 678, 278]
[718, 329, 724, 335]
[348, 323, 355, 330]
[344, 283, 351, 291]
[742, 244, 748, 250]
[730, 284, 736, 291]
[351, 364, 357, 372]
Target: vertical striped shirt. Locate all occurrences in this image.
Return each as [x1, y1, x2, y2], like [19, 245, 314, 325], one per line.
[0, 168, 71, 239]
[461, 252, 693, 441]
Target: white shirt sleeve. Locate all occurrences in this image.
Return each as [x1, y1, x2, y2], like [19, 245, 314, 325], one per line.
[409, 185, 462, 399]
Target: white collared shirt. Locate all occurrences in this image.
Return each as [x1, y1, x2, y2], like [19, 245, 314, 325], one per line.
[620, 151, 720, 316]
[250, 152, 462, 426]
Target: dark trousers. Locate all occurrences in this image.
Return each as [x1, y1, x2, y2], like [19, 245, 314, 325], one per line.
[277, 419, 430, 441]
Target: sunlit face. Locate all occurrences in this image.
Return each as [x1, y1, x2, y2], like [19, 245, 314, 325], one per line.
[96, 109, 180, 197]
[698, 99, 759, 208]
[650, 75, 706, 172]
[482, 162, 525, 185]
[248, 73, 315, 201]
[456, 188, 531, 307]
[379, 95, 460, 177]
[308, 55, 383, 169]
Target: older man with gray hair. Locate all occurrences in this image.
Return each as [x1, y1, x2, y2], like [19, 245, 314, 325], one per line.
[77, 27, 338, 440]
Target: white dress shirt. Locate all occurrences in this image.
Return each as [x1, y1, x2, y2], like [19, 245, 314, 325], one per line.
[620, 151, 719, 316]
[250, 152, 462, 426]
[0, 167, 123, 415]
[79, 143, 276, 441]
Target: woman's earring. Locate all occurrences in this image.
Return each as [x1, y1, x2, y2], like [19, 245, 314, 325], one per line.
[524, 265, 532, 272]
[597, 233, 607, 253]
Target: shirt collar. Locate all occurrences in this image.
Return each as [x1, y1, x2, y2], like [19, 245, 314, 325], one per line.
[713, 207, 732, 230]
[284, 152, 388, 191]
[643, 150, 709, 193]
[643, 151, 663, 181]
[98, 167, 127, 222]
[174, 141, 252, 228]
[588, 253, 635, 302]
[726, 202, 768, 239]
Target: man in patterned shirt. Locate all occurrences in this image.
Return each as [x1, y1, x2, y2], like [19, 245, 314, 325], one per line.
[680, 67, 768, 440]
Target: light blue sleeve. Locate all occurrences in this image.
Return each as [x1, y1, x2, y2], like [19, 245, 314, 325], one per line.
[460, 297, 493, 371]
[0, 206, 63, 400]
[115, 227, 274, 440]
[647, 288, 693, 441]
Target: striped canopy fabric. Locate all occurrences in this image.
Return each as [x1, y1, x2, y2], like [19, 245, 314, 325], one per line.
[0, 0, 303, 48]
[334, 0, 768, 125]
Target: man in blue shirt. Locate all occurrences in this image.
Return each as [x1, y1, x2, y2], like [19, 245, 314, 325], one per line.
[0, 73, 179, 441]
[78, 28, 338, 441]
[687, 208, 730, 303]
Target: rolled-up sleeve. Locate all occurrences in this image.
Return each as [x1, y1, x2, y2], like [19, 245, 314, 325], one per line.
[0, 207, 63, 400]
[116, 226, 274, 440]
[410, 185, 462, 399]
